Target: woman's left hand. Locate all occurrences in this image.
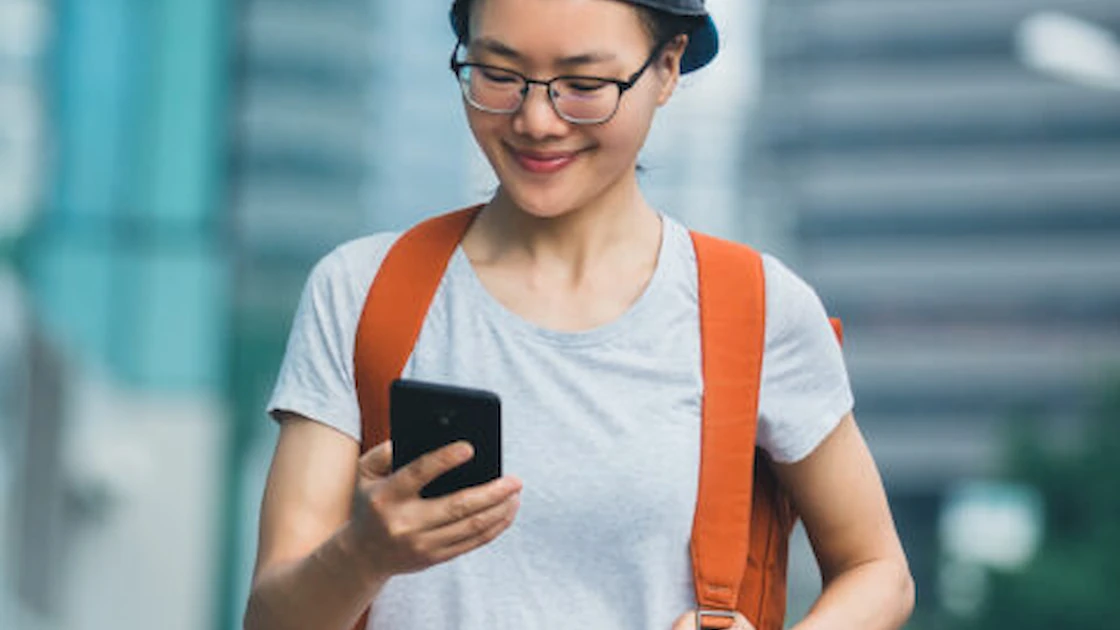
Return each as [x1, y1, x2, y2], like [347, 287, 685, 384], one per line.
[670, 610, 756, 630]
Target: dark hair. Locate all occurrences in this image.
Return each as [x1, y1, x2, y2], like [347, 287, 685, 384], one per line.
[451, 0, 705, 49]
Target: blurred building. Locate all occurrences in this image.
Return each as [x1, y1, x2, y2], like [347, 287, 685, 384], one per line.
[226, 0, 374, 626]
[757, 0, 1120, 618]
[7, 0, 232, 629]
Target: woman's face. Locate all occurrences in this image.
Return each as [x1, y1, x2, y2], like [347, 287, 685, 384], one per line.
[463, 0, 684, 219]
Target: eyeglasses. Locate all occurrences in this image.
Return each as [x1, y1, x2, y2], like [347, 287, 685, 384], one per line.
[449, 41, 667, 125]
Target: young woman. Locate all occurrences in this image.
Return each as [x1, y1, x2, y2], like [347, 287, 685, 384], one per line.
[244, 1, 915, 629]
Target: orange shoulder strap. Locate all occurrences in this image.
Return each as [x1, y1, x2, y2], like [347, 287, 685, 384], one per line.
[689, 234, 844, 627]
[689, 232, 766, 621]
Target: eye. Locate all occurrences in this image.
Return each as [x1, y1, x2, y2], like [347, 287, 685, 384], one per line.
[478, 67, 520, 84]
[561, 78, 611, 93]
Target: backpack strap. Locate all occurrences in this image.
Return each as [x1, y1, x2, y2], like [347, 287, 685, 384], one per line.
[689, 232, 766, 626]
[351, 206, 481, 630]
[690, 234, 845, 630]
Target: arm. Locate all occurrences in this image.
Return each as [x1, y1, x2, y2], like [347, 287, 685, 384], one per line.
[243, 414, 386, 630]
[773, 413, 915, 630]
[244, 413, 522, 630]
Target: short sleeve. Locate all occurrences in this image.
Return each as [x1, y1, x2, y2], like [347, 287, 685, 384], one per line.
[756, 255, 855, 463]
[265, 233, 399, 442]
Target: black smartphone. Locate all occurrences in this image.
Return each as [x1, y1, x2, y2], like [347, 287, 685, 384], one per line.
[389, 378, 502, 499]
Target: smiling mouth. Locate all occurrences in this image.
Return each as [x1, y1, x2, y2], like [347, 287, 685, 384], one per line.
[507, 145, 587, 175]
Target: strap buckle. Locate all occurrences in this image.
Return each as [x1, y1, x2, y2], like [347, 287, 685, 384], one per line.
[695, 609, 737, 629]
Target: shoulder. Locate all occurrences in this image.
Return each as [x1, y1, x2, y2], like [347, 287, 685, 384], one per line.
[289, 231, 404, 345]
[761, 253, 822, 306]
[309, 231, 403, 291]
[673, 220, 824, 319]
[757, 252, 837, 354]
[755, 253, 853, 463]
[296, 231, 405, 318]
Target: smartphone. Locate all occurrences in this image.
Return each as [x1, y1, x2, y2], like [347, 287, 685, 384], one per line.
[389, 378, 502, 499]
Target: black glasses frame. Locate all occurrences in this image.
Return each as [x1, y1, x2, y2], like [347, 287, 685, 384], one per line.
[448, 39, 670, 125]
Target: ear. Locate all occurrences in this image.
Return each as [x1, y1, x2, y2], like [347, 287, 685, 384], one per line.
[654, 34, 688, 106]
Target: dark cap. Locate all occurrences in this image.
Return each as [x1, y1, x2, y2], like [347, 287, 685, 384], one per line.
[450, 0, 719, 74]
[625, 0, 718, 73]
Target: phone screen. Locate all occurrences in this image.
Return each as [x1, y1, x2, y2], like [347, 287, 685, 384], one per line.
[389, 379, 502, 498]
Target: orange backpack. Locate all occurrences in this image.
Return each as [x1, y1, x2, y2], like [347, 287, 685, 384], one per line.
[351, 207, 843, 630]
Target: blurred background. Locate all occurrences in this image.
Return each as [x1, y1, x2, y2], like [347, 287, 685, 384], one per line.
[1, 0, 1118, 628]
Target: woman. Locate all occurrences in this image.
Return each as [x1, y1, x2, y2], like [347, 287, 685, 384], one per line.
[244, 0, 915, 628]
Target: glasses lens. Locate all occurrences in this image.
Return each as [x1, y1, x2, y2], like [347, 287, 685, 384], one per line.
[460, 65, 524, 113]
[551, 78, 620, 123]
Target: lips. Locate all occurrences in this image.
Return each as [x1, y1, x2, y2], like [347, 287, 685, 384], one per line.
[507, 145, 585, 175]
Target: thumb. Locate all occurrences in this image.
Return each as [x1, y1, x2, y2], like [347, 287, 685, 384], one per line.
[357, 440, 393, 479]
[670, 611, 695, 630]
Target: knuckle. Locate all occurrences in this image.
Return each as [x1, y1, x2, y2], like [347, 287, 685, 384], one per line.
[365, 487, 388, 512]
[480, 521, 504, 543]
[469, 513, 490, 536]
[438, 448, 462, 469]
[384, 517, 411, 541]
[404, 462, 429, 484]
[447, 496, 472, 521]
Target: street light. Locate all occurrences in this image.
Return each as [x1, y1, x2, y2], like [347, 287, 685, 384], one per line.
[1015, 11, 1120, 91]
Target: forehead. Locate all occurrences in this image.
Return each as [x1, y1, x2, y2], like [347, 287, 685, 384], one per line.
[469, 0, 651, 57]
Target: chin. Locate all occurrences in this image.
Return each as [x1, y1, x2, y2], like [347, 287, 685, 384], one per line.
[500, 184, 584, 220]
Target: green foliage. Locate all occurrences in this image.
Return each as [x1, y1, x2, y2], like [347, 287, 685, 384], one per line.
[970, 382, 1120, 629]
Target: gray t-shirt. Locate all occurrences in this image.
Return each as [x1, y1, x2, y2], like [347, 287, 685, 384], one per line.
[267, 214, 853, 629]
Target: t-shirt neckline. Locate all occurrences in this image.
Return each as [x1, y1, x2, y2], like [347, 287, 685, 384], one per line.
[448, 214, 677, 348]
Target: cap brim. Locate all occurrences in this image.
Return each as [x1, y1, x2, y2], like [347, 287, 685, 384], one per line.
[681, 14, 718, 74]
[449, 8, 718, 74]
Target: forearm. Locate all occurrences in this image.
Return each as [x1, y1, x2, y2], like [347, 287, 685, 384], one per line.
[792, 559, 915, 630]
[244, 522, 390, 630]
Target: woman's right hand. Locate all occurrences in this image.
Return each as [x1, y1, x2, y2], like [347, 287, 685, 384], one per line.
[347, 440, 522, 578]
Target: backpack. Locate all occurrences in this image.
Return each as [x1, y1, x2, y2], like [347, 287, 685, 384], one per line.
[351, 206, 844, 630]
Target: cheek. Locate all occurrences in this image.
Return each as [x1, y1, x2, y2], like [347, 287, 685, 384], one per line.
[465, 107, 503, 147]
[595, 92, 659, 158]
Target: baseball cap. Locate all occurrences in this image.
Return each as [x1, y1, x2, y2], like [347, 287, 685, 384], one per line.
[450, 0, 719, 74]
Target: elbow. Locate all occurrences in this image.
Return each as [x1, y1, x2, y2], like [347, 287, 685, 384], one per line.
[895, 562, 916, 627]
[242, 588, 262, 630]
[243, 582, 277, 630]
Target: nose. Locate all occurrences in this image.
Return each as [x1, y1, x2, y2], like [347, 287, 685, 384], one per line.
[511, 82, 569, 139]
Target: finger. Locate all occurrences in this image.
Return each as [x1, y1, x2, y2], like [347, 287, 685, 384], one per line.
[670, 611, 694, 630]
[357, 440, 393, 478]
[390, 441, 475, 497]
[417, 476, 522, 530]
[425, 501, 518, 564]
[420, 491, 520, 549]
[731, 612, 755, 630]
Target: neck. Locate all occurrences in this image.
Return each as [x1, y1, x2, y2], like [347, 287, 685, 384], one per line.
[471, 172, 660, 272]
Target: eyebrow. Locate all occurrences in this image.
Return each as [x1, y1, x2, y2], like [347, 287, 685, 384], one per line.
[472, 37, 618, 67]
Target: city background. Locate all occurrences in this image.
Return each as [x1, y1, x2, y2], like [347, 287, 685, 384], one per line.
[1, 0, 1118, 629]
